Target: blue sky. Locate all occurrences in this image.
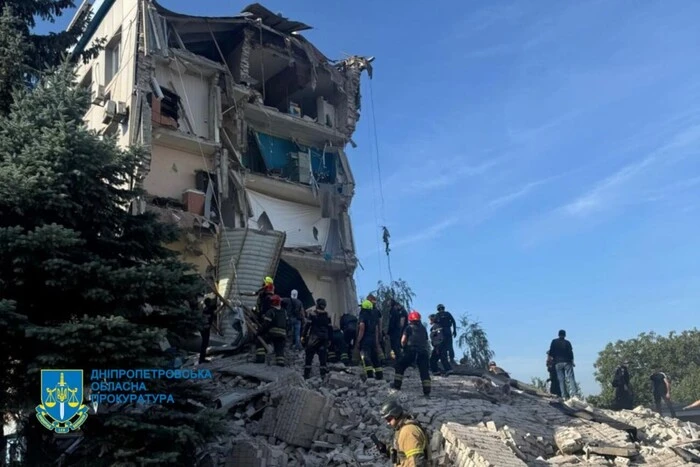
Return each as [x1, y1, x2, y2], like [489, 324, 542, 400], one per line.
[38, 1, 700, 395]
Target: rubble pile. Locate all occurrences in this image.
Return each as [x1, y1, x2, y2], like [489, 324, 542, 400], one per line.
[192, 352, 700, 466]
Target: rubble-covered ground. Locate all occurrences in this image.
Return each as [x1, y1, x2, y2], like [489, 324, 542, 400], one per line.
[189, 349, 700, 466]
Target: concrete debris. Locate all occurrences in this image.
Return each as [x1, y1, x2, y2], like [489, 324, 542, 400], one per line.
[192, 351, 700, 466]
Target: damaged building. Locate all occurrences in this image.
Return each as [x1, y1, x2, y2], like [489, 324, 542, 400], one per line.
[70, 0, 373, 347]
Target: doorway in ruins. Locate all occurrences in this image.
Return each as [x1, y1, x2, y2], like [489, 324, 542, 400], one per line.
[273, 259, 315, 310]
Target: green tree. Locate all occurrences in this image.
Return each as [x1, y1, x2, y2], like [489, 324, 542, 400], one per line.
[0, 65, 221, 465]
[370, 278, 416, 311]
[0, 1, 102, 115]
[531, 377, 548, 392]
[457, 314, 494, 368]
[590, 329, 700, 409]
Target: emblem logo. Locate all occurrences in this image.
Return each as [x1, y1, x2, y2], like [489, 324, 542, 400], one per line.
[36, 370, 89, 434]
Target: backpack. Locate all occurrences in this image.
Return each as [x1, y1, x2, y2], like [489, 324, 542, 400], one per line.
[430, 326, 444, 346]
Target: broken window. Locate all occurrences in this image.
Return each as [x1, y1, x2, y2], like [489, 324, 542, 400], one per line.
[148, 87, 180, 129]
[243, 131, 337, 184]
[160, 87, 180, 121]
[195, 170, 220, 222]
[105, 29, 121, 84]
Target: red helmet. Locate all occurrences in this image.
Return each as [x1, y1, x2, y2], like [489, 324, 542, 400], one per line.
[270, 295, 281, 306]
[408, 311, 421, 322]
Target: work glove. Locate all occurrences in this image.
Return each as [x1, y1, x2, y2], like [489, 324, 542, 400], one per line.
[453, 331, 457, 338]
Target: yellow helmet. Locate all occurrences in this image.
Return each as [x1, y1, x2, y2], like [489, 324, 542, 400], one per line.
[361, 299, 373, 310]
[264, 276, 273, 285]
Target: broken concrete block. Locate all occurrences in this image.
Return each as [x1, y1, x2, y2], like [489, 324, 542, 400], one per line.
[554, 427, 584, 455]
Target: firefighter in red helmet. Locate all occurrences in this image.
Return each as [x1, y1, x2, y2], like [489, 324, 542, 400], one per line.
[392, 311, 431, 397]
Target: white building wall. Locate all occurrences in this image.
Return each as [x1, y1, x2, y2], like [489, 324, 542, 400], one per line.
[143, 144, 214, 199]
[154, 62, 211, 140]
[74, 0, 139, 149]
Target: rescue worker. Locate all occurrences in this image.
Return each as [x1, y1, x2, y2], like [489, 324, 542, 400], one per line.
[488, 361, 510, 378]
[256, 294, 287, 366]
[387, 299, 408, 361]
[340, 308, 358, 365]
[612, 361, 634, 410]
[250, 276, 275, 316]
[198, 295, 218, 364]
[355, 299, 383, 380]
[546, 351, 561, 396]
[650, 369, 676, 417]
[393, 311, 431, 397]
[378, 400, 429, 467]
[428, 314, 452, 376]
[328, 326, 345, 363]
[301, 298, 332, 379]
[367, 294, 385, 363]
[435, 304, 457, 365]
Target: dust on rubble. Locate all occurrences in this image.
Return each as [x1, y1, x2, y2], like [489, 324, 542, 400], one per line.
[191, 350, 700, 466]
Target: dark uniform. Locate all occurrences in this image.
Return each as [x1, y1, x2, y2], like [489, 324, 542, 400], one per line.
[340, 312, 358, 364]
[255, 283, 275, 316]
[428, 318, 451, 375]
[302, 299, 332, 379]
[612, 364, 633, 410]
[199, 296, 218, 364]
[387, 301, 408, 361]
[370, 300, 385, 363]
[358, 300, 383, 380]
[435, 305, 457, 363]
[393, 318, 431, 396]
[256, 296, 287, 366]
[328, 327, 345, 363]
[650, 371, 676, 417]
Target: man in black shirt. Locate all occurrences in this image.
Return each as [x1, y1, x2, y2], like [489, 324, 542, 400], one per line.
[301, 298, 332, 378]
[198, 295, 218, 364]
[612, 361, 634, 410]
[392, 311, 431, 397]
[387, 299, 408, 361]
[435, 304, 457, 365]
[340, 309, 358, 365]
[548, 329, 578, 399]
[650, 370, 676, 417]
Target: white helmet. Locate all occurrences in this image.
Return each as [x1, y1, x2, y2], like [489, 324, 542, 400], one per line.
[291, 289, 298, 299]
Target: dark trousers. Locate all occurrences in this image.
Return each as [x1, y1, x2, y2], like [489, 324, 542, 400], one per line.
[343, 329, 355, 364]
[272, 337, 285, 366]
[199, 325, 211, 363]
[254, 339, 267, 363]
[444, 335, 455, 361]
[359, 339, 383, 380]
[304, 338, 328, 379]
[328, 335, 345, 363]
[654, 392, 676, 417]
[389, 331, 403, 360]
[614, 388, 634, 410]
[394, 347, 431, 396]
[429, 343, 451, 374]
[548, 367, 561, 396]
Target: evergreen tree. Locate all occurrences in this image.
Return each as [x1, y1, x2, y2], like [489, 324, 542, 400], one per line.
[0, 62, 222, 465]
[0, 1, 102, 115]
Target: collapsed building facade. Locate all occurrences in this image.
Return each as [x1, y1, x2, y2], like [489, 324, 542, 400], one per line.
[70, 0, 373, 348]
